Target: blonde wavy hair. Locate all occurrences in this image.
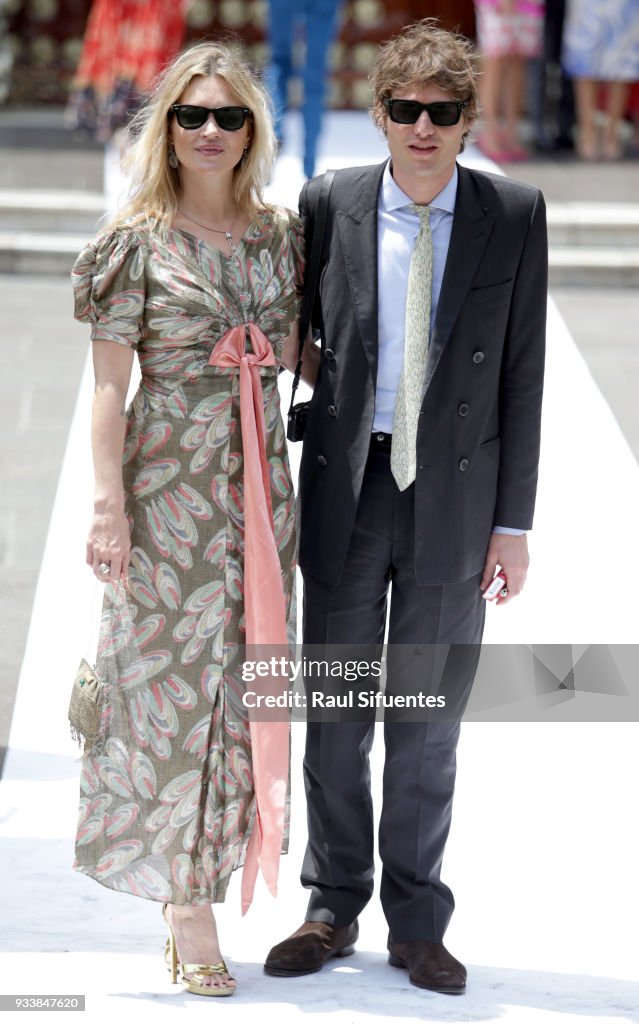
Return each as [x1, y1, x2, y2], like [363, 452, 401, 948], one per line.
[109, 41, 276, 231]
[370, 19, 479, 153]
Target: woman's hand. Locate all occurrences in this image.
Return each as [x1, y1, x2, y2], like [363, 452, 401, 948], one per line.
[88, 339, 135, 582]
[86, 503, 131, 582]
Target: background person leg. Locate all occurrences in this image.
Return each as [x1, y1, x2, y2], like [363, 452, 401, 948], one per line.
[266, 0, 296, 149]
[301, 0, 342, 178]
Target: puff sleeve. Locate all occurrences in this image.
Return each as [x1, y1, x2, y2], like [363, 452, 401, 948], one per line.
[71, 227, 146, 349]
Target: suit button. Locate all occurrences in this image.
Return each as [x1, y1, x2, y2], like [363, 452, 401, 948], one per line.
[317, 454, 327, 466]
[458, 403, 470, 416]
[472, 351, 485, 364]
[328, 404, 337, 417]
[459, 458, 469, 472]
[324, 348, 335, 361]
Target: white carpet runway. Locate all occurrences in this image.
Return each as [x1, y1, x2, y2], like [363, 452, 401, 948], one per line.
[1, 113, 637, 1023]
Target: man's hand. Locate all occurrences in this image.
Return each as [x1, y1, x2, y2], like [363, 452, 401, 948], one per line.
[480, 533, 529, 606]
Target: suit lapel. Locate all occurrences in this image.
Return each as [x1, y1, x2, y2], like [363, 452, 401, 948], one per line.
[336, 162, 386, 383]
[424, 164, 496, 393]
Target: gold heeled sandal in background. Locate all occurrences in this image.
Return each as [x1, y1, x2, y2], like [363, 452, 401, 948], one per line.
[162, 904, 236, 997]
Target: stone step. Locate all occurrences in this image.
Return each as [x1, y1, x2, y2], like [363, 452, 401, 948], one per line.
[0, 231, 88, 274]
[0, 189, 106, 234]
[548, 247, 639, 287]
[547, 203, 639, 248]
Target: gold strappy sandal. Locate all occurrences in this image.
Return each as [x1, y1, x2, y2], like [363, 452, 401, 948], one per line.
[163, 904, 236, 997]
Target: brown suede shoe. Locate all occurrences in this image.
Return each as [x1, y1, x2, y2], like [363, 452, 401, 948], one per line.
[387, 937, 467, 994]
[264, 920, 359, 977]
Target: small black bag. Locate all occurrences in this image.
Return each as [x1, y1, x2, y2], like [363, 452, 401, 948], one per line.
[286, 170, 335, 442]
[286, 399, 309, 443]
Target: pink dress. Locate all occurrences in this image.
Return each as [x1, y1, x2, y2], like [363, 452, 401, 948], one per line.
[475, 0, 545, 58]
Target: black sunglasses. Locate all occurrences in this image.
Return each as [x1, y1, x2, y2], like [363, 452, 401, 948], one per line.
[170, 104, 252, 131]
[383, 98, 467, 127]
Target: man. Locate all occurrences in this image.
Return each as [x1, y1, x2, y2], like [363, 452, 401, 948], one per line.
[271, 18, 547, 993]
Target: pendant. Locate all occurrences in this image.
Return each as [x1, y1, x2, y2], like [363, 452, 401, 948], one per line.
[225, 231, 238, 260]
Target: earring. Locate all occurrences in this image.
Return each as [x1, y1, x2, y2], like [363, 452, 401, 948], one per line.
[168, 145, 179, 169]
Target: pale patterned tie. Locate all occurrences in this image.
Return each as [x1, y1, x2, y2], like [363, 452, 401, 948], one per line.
[390, 203, 433, 491]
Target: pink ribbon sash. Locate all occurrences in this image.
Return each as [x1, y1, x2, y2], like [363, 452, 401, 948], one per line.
[208, 323, 289, 913]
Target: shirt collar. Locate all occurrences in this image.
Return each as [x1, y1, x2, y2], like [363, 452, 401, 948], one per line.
[380, 158, 458, 216]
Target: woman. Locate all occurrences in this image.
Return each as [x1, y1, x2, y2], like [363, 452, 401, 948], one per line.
[66, 0, 188, 142]
[562, 0, 639, 160]
[72, 42, 303, 996]
[474, 0, 546, 161]
[65, 0, 188, 211]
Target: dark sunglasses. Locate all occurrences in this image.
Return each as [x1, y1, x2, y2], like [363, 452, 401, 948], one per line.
[383, 98, 467, 127]
[170, 104, 252, 131]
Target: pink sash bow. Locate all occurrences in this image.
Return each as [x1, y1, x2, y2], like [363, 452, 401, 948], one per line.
[208, 323, 289, 914]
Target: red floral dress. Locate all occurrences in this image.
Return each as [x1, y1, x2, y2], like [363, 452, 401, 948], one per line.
[67, 0, 187, 141]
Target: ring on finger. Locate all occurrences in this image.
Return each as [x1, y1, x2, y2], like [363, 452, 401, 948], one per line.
[98, 562, 110, 575]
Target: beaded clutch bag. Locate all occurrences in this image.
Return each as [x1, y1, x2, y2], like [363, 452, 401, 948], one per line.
[68, 658, 103, 755]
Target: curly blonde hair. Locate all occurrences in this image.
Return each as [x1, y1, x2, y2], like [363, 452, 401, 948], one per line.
[109, 41, 276, 231]
[370, 19, 479, 152]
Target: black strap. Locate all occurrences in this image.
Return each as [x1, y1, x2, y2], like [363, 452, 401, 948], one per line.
[288, 170, 335, 412]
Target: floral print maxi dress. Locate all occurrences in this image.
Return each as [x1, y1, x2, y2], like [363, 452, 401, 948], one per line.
[71, 208, 302, 905]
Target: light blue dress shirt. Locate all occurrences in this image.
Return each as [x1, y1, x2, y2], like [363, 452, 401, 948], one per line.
[373, 159, 522, 536]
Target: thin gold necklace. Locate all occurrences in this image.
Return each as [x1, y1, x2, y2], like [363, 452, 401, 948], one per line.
[177, 206, 239, 258]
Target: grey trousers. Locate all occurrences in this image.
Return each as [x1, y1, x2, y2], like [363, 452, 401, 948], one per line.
[300, 435, 486, 942]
